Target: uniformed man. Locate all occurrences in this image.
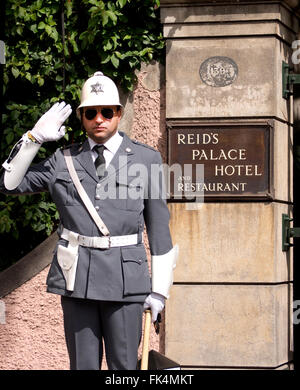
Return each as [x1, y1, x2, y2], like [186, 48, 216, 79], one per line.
[0, 71, 178, 370]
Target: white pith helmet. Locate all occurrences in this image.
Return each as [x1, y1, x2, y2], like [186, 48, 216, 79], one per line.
[76, 71, 122, 119]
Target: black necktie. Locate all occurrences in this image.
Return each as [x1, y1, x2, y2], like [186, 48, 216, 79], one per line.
[94, 145, 106, 178]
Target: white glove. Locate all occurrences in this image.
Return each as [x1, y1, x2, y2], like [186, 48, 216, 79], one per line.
[143, 292, 165, 322]
[30, 101, 72, 143]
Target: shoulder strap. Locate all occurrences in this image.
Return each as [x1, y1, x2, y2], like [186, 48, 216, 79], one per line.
[63, 149, 110, 236]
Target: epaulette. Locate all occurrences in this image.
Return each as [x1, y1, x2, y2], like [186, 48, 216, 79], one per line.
[131, 139, 157, 152]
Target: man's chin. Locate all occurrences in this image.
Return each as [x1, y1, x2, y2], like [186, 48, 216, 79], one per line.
[90, 131, 107, 142]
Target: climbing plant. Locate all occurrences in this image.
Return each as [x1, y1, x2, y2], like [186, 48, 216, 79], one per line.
[0, 0, 165, 269]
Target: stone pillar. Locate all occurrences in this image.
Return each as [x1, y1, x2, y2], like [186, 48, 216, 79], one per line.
[161, 0, 298, 369]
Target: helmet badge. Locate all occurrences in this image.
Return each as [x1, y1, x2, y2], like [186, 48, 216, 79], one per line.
[90, 82, 104, 95]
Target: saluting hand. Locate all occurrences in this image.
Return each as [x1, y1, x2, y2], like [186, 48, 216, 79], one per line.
[30, 101, 72, 143]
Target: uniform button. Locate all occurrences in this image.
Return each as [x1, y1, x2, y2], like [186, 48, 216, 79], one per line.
[138, 259, 142, 264]
[95, 195, 100, 199]
[95, 206, 100, 211]
[97, 183, 101, 188]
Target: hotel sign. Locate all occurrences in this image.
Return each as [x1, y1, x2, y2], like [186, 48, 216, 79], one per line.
[168, 122, 273, 200]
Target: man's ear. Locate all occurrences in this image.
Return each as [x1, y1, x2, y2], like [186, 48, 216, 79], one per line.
[116, 107, 122, 122]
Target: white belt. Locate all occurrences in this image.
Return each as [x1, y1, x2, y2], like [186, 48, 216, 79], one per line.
[61, 228, 138, 249]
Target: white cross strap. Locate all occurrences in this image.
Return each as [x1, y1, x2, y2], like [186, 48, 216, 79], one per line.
[63, 148, 110, 236]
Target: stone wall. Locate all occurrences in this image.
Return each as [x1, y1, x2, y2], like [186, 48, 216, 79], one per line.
[161, 0, 297, 369]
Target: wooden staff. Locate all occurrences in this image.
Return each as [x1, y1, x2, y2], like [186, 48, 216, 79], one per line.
[140, 310, 152, 370]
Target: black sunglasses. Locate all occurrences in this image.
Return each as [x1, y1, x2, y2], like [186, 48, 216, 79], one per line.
[84, 107, 115, 121]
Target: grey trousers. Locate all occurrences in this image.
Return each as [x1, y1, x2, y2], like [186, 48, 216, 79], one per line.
[60, 296, 144, 370]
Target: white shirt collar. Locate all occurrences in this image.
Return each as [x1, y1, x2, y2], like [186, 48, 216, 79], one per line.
[88, 131, 123, 155]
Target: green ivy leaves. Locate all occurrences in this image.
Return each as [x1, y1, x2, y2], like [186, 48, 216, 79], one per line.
[5, 0, 164, 96]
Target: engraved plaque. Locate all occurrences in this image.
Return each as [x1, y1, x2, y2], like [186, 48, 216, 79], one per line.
[168, 122, 273, 200]
[200, 56, 238, 87]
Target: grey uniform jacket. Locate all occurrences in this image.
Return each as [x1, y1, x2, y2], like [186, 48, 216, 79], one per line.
[0, 132, 173, 302]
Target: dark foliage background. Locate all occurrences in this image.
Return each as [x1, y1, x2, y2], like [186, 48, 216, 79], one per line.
[0, 0, 165, 271]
